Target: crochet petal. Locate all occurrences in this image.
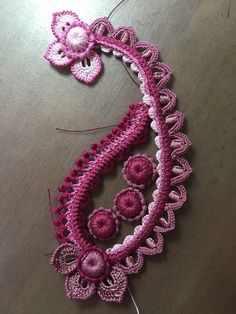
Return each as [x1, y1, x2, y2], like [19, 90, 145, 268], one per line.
[71, 52, 103, 84]
[65, 272, 96, 300]
[97, 266, 127, 302]
[44, 41, 73, 67]
[52, 11, 80, 40]
[50, 243, 79, 275]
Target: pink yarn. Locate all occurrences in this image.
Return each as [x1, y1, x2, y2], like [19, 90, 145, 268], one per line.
[80, 251, 106, 278]
[77, 248, 111, 283]
[113, 188, 146, 221]
[88, 208, 119, 241]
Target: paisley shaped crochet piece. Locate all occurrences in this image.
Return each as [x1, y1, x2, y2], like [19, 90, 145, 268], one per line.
[45, 10, 192, 303]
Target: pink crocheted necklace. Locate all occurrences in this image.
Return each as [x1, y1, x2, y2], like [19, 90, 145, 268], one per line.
[44, 4, 192, 304]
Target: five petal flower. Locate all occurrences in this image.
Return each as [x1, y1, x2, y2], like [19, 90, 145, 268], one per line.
[51, 243, 127, 302]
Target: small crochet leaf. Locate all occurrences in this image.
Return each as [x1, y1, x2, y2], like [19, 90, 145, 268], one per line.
[50, 243, 80, 275]
[97, 266, 127, 302]
[52, 11, 80, 40]
[90, 17, 114, 36]
[135, 41, 159, 65]
[71, 52, 103, 84]
[65, 272, 96, 300]
[44, 41, 73, 67]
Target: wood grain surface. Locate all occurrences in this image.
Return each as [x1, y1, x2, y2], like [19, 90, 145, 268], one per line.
[0, 0, 236, 313]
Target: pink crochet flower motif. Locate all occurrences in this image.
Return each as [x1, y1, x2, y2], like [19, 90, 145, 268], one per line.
[51, 244, 127, 302]
[44, 11, 102, 84]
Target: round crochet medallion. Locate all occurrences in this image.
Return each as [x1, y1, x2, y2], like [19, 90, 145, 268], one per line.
[113, 188, 146, 221]
[123, 154, 157, 189]
[88, 208, 119, 241]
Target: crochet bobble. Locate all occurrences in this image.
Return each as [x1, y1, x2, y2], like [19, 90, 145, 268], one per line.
[77, 248, 111, 283]
[88, 208, 119, 241]
[113, 188, 146, 221]
[123, 154, 157, 189]
[66, 26, 89, 52]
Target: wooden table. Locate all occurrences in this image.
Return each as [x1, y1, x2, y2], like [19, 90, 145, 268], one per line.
[0, 1, 236, 313]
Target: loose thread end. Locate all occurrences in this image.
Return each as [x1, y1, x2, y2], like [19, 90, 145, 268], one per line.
[128, 285, 140, 314]
[55, 124, 118, 133]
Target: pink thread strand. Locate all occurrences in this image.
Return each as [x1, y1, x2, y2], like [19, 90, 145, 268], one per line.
[108, 0, 126, 19]
[47, 188, 57, 231]
[128, 285, 140, 314]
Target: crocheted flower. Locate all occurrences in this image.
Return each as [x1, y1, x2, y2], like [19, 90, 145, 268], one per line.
[51, 243, 127, 302]
[113, 188, 147, 221]
[88, 208, 119, 241]
[123, 154, 157, 189]
[44, 11, 102, 84]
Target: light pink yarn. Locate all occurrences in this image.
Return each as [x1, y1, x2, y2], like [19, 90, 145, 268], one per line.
[80, 251, 106, 278]
[66, 26, 89, 52]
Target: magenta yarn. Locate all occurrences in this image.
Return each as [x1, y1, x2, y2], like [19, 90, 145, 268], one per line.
[80, 250, 106, 278]
[114, 188, 146, 221]
[123, 154, 157, 189]
[88, 208, 119, 241]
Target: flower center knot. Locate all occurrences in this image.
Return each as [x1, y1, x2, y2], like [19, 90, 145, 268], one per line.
[66, 26, 89, 52]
